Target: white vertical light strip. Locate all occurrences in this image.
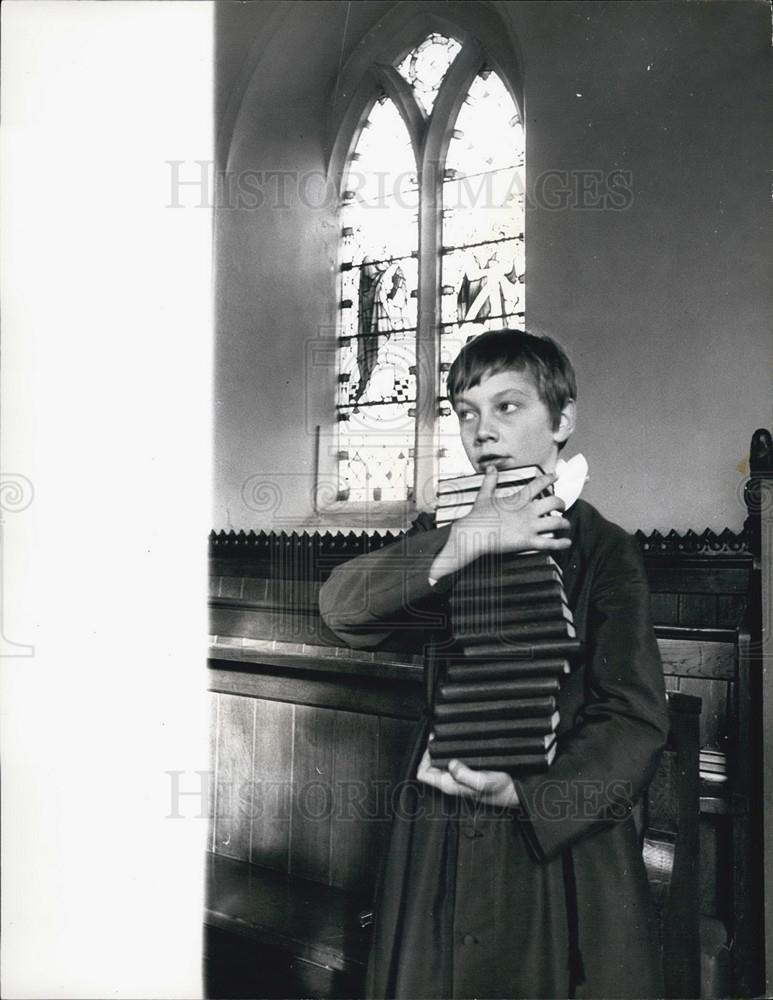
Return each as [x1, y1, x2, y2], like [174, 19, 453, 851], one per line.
[1, 2, 213, 997]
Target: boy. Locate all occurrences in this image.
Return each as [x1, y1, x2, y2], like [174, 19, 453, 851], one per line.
[319, 330, 668, 999]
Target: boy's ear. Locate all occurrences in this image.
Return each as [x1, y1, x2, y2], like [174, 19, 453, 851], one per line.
[552, 399, 577, 445]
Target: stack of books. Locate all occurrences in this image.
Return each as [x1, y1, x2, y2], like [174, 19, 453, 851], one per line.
[435, 465, 547, 529]
[699, 748, 728, 784]
[429, 468, 580, 775]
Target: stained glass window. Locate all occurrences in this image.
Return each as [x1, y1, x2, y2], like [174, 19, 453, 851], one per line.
[335, 34, 524, 504]
[437, 70, 525, 480]
[336, 95, 419, 502]
[396, 33, 462, 115]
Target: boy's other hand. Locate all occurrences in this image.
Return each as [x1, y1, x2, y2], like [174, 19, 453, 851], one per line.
[417, 747, 519, 809]
[430, 467, 571, 581]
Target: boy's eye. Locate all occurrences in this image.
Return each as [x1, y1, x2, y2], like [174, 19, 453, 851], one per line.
[499, 401, 519, 414]
[456, 409, 476, 423]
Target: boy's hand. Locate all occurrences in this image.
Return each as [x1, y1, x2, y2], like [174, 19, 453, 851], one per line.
[430, 467, 571, 580]
[417, 747, 520, 809]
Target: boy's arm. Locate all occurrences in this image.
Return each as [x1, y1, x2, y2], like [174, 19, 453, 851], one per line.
[513, 530, 669, 860]
[320, 468, 566, 651]
[319, 514, 453, 650]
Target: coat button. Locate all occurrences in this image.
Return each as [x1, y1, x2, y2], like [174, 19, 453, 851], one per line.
[461, 826, 483, 839]
[462, 934, 477, 945]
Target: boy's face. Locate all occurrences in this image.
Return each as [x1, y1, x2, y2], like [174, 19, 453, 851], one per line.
[453, 368, 575, 474]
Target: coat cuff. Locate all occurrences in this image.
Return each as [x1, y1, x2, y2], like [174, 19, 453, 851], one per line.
[513, 773, 635, 861]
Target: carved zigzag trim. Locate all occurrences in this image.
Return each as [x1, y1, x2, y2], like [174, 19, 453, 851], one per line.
[208, 527, 750, 558]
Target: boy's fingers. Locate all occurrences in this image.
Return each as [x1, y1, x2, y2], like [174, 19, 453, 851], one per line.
[448, 759, 506, 794]
[417, 754, 446, 785]
[532, 495, 566, 516]
[448, 760, 484, 791]
[420, 762, 475, 797]
[417, 765, 445, 789]
[535, 515, 570, 533]
[519, 472, 557, 504]
[474, 465, 499, 505]
[418, 749, 476, 796]
[539, 536, 572, 550]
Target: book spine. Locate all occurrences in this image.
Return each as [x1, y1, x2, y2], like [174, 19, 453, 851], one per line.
[446, 658, 570, 682]
[456, 552, 559, 573]
[428, 752, 554, 773]
[432, 712, 560, 740]
[459, 620, 576, 646]
[436, 466, 544, 496]
[454, 567, 562, 593]
[430, 734, 554, 756]
[433, 696, 557, 721]
[436, 481, 536, 509]
[438, 675, 561, 702]
[460, 638, 582, 662]
[436, 507, 470, 527]
[499, 552, 560, 571]
[451, 581, 569, 610]
[452, 603, 572, 633]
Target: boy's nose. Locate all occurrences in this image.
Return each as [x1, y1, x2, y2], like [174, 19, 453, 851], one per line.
[475, 415, 498, 443]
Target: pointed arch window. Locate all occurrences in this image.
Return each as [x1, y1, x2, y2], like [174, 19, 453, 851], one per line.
[333, 29, 524, 508]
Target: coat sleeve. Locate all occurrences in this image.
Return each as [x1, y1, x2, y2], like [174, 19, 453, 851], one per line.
[514, 529, 669, 860]
[319, 514, 453, 651]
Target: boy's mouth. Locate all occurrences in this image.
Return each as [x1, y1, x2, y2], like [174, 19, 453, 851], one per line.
[476, 454, 511, 471]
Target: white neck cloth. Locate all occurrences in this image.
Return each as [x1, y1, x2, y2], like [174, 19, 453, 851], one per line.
[553, 453, 589, 511]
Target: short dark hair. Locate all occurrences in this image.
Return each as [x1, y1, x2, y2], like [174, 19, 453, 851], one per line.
[447, 328, 577, 430]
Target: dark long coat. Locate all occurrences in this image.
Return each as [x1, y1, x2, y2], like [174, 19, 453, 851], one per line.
[319, 499, 669, 999]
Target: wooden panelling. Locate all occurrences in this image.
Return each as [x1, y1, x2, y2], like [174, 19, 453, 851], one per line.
[219, 577, 245, 599]
[646, 565, 751, 596]
[290, 705, 335, 883]
[330, 711, 380, 891]
[651, 589, 749, 630]
[213, 693, 255, 861]
[378, 716, 416, 786]
[208, 680, 421, 890]
[251, 699, 294, 870]
[679, 594, 718, 628]
[211, 606, 332, 645]
[717, 594, 747, 629]
[651, 592, 679, 626]
[209, 642, 422, 682]
[209, 663, 423, 720]
[372, 716, 417, 865]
